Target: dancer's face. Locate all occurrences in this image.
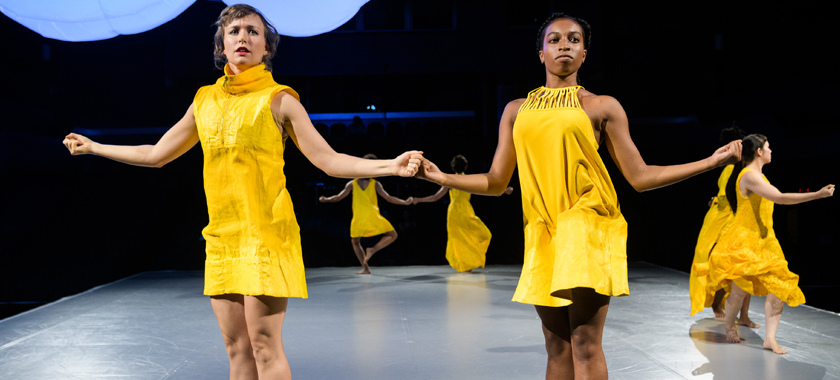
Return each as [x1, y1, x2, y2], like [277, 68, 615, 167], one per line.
[223, 14, 269, 72]
[539, 19, 587, 78]
[758, 141, 772, 164]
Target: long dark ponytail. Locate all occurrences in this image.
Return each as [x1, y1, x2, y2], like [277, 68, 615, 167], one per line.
[725, 133, 768, 210]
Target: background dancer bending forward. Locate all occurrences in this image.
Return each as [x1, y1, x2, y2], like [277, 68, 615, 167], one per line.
[689, 125, 757, 328]
[320, 154, 413, 274]
[63, 5, 421, 379]
[413, 155, 513, 273]
[415, 13, 741, 379]
[706, 134, 833, 354]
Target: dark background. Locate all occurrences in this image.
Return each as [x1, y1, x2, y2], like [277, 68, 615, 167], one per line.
[2, 0, 838, 319]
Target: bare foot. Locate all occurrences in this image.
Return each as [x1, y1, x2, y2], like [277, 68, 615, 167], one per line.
[363, 248, 375, 264]
[738, 317, 760, 329]
[763, 338, 788, 354]
[725, 326, 743, 343]
[356, 265, 371, 275]
[712, 306, 726, 319]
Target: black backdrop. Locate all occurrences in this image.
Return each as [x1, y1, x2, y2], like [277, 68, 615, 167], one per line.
[1, 0, 838, 318]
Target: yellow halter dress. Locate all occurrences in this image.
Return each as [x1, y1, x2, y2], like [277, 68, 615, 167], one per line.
[706, 168, 805, 307]
[350, 179, 395, 238]
[689, 164, 735, 315]
[511, 86, 628, 307]
[446, 188, 491, 272]
[193, 63, 307, 298]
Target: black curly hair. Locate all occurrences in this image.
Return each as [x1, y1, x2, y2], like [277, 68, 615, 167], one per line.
[719, 123, 746, 144]
[535, 13, 592, 54]
[450, 155, 468, 174]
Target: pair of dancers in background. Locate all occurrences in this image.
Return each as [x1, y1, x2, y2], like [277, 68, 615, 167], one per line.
[690, 127, 834, 354]
[320, 154, 513, 274]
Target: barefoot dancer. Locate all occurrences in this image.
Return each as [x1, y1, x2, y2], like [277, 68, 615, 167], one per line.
[690, 126, 758, 328]
[706, 134, 833, 354]
[415, 13, 742, 378]
[413, 155, 513, 273]
[319, 154, 413, 274]
[63, 5, 421, 379]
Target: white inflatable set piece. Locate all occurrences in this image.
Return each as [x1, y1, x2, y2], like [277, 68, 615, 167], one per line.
[0, 0, 369, 42]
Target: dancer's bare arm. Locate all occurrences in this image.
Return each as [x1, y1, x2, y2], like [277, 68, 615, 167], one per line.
[273, 92, 421, 178]
[415, 100, 521, 196]
[413, 186, 448, 204]
[63, 105, 199, 167]
[741, 171, 834, 205]
[375, 181, 413, 205]
[598, 96, 742, 192]
[319, 181, 353, 203]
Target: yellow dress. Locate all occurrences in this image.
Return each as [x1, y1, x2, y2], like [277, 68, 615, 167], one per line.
[446, 188, 491, 272]
[706, 168, 805, 307]
[689, 165, 735, 315]
[194, 63, 307, 298]
[511, 86, 628, 307]
[350, 179, 395, 238]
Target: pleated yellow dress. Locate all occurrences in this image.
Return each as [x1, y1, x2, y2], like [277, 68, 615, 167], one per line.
[194, 63, 307, 298]
[511, 86, 628, 307]
[706, 168, 805, 307]
[689, 165, 735, 315]
[350, 179, 395, 238]
[446, 188, 491, 272]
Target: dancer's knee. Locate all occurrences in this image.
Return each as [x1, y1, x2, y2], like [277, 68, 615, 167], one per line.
[222, 333, 254, 360]
[543, 329, 572, 359]
[249, 330, 281, 365]
[767, 296, 785, 314]
[571, 331, 602, 363]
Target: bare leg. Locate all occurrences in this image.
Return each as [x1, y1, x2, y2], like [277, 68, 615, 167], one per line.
[763, 293, 787, 354]
[537, 287, 610, 380]
[211, 294, 258, 380]
[351, 238, 370, 274]
[737, 294, 760, 328]
[245, 295, 291, 379]
[724, 281, 747, 343]
[363, 230, 398, 265]
[711, 289, 726, 319]
[535, 306, 574, 380]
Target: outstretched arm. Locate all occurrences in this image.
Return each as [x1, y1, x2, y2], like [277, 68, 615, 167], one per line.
[63, 104, 199, 168]
[415, 100, 521, 195]
[413, 186, 449, 204]
[319, 181, 353, 203]
[741, 172, 834, 205]
[375, 181, 413, 205]
[274, 92, 421, 178]
[601, 96, 742, 192]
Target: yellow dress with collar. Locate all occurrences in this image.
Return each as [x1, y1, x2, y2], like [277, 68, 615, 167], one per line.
[193, 63, 307, 298]
[511, 86, 628, 307]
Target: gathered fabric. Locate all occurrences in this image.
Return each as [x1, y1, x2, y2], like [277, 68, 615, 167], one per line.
[350, 179, 395, 238]
[445, 188, 491, 272]
[689, 165, 735, 315]
[194, 63, 307, 298]
[511, 86, 628, 307]
[705, 168, 805, 307]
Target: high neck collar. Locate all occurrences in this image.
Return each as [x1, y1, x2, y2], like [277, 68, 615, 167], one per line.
[216, 63, 275, 94]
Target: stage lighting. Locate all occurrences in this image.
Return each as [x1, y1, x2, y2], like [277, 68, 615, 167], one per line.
[224, 0, 369, 37]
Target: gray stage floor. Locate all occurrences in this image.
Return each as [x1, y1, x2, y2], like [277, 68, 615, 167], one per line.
[1, 262, 838, 380]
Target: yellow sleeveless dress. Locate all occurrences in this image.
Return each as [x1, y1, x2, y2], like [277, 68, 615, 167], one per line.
[689, 165, 735, 315]
[350, 179, 395, 238]
[706, 168, 805, 307]
[193, 63, 307, 298]
[446, 188, 491, 272]
[511, 86, 628, 307]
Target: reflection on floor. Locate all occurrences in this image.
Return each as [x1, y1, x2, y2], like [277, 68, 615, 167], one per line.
[1, 263, 837, 379]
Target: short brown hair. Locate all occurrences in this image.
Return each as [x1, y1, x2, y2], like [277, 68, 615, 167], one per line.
[213, 4, 280, 72]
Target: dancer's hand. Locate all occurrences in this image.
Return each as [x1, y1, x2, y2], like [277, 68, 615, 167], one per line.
[817, 184, 835, 198]
[63, 133, 96, 155]
[504, 187, 514, 195]
[318, 196, 328, 203]
[392, 151, 424, 177]
[404, 197, 414, 205]
[709, 140, 742, 167]
[415, 158, 446, 185]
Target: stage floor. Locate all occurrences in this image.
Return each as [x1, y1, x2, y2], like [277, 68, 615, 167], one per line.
[1, 262, 838, 380]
